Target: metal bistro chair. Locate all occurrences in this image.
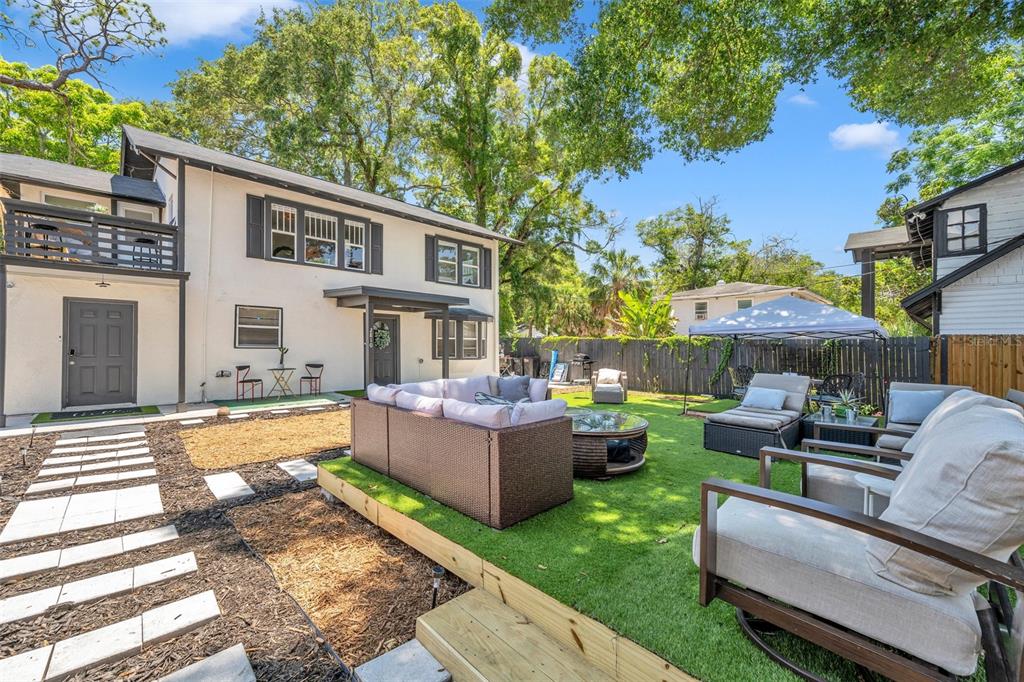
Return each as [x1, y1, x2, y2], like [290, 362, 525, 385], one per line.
[815, 373, 853, 406]
[300, 363, 324, 395]
[728, 365, 755, 399]
[235, 365, 264, 401]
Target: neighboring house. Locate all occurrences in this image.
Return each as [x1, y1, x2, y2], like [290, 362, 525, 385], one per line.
[898, 159, 1024, 334]
[0, 127, 512, 423]
[670, 281, 829, 333]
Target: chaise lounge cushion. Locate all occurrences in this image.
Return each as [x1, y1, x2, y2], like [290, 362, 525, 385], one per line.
[705, 407, 801, 430]
[441, 399, 512, 429]
[367, 383, 401, 405]
[693, 497, 982, 675]
[395, 391, 443, 417]
[740, 387, 787, 411]
[510, 398, 567, 426]
[868, 405, 1024, 596]
[748, 373, 811, 413]
[392, 379, 446, 399]
[445, 375, 492, 403]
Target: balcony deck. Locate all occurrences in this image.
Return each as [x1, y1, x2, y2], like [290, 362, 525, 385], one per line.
[1, 199, 184, 278]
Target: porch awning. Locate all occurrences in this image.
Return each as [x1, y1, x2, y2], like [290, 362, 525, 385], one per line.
[323, 285, 468, 312]
[424, 306, 493, 321]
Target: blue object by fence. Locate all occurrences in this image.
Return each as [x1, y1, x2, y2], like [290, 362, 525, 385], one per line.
[549, 349, 558, 379]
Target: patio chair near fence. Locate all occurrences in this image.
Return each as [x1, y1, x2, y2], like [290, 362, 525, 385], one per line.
[703, 373, 810, 458]
[727, 365, 755, 399]
[591, 368, 628, 404]
[814, 373, 852, 406]
[695, 400, 1024, 681]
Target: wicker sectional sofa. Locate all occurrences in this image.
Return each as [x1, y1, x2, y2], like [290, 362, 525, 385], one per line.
[350, 385, 573, 529]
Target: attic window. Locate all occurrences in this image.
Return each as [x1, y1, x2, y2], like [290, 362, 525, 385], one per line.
[939, 204, 986, 257]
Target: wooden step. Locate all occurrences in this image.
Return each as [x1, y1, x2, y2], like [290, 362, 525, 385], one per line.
[416, 589, 615, 682]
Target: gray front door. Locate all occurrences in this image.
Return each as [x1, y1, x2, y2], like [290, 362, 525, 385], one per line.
[370, 316, 400, 386]
[65, 299, 137, 407]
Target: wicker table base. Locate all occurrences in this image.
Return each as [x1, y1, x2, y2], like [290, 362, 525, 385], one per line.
[572, 430, 648, 479]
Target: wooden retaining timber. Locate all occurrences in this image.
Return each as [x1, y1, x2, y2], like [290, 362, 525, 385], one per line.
[317, 468, 696, 682]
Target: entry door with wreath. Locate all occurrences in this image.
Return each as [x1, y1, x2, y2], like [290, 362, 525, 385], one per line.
[369, 316, 400, 386]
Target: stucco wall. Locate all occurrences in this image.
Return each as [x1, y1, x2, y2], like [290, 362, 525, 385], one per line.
[171, 164, 498, 401]
[4, 267, 179, 414]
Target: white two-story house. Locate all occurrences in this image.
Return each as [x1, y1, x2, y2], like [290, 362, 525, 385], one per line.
[0, 126, 511, 423]
[900, 159, 1024, 334]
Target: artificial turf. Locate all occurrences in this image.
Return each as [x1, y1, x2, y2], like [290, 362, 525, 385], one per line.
[684, 397, 740, 413]
[321, 391, 878, 681]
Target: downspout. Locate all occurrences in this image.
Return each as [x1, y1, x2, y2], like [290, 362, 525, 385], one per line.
[200, 166, 215, 401]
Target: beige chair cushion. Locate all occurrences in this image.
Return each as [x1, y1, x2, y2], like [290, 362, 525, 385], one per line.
[592, 384, 624, 404]
[395, 390, 443, 417]
[705, 407, 800, 430]
[366, 383, 401, 405]
[444, 375, 492, 403]
[392, 379, 446, 399]
[903, 389, 1024, 455]
[876, 434, 910, 451]
[510, 398, 567, 426]
[805, 462, 900, 514]
[748, 373, 810, 413]
[693, 497, 981, 675]
[596, 368, 621, 384]
[868, 405, 1024, 596]
[529, 378, 549, 403]
[441, 399, 512, 429]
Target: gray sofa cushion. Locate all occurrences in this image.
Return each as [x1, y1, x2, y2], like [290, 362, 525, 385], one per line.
[693, 497, 981, 675]
[805, 463, 899, 514]
[497, 375, 531, 402]
[888, 389, 946, 425]
[705, 407, 800, 430]
[876, 434, 911, 451]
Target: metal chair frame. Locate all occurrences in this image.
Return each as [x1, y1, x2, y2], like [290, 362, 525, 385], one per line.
[299, 363, 324, 396]
[235, 365, 264, 400]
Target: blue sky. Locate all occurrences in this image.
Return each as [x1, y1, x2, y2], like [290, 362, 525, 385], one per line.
[3, 0, 905, 275]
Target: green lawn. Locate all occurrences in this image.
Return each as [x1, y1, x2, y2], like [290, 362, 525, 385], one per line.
[685, 397, 740, 413]
[321, 392, 877, 681]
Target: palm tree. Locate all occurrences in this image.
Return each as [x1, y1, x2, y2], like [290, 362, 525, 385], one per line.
[587, 248, 648, 331]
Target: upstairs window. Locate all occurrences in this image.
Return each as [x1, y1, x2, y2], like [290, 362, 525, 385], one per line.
[940, 204, 986, 257]
[345, 219, 366, 270]
[42, 193, 107, 213]
[695, 301, 708, 320]
[270, 204, 297, 261]
[737, 299, 752, 310]
[461, 246, 481, 287]
[304, 211, 338, 266]
[437, 240, 459, 284]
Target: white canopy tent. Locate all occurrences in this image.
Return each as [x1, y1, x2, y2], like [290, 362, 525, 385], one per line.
[684, 295, 889, 411]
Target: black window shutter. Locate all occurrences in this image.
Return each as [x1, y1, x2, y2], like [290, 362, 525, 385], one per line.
[482, 247, 493, 289]
[935, 209, 949, 258]
[370, 222, 383, 274]
[246, 195, 265, 258]
[425, 235, 436, 281]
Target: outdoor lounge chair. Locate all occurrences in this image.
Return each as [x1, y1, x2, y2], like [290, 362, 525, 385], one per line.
[591, 368, 628, 404]
[695, 402, 1024, 681]
[703, 373, 810, 458]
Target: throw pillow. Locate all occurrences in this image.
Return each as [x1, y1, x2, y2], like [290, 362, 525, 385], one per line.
[445, 375, 491, 403]
[395, 391, 443, 417]
[497, 375, 531, 401]
[528, 378, 549, 403]
[441, 399, 512, 429]
[866, 405, 1024, 596]
[366, 383, 400, 405]
[510, 398, 568, 426]
[888, 389, 946, 425]
[903, 390, 1024, 455]
[596, 368, 621, 385]
[740, 386, 787, 411]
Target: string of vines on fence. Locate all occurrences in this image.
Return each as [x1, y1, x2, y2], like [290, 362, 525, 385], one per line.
[709, 337, 734, 386]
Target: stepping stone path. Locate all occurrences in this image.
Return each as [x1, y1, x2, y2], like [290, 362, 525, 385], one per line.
[179, 419, 204, 426]
[270, 409, 290, 414]
[277, 459, 318, 482]
[227, 413, 250, 420]
[0, 424, 258, 679]
[203, 472, 255, 501]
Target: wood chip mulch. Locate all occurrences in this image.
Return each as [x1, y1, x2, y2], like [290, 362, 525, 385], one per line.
[229, 490, 469, 667]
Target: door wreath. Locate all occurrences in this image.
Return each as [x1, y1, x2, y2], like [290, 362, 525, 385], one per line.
[370, 321, 391, 349]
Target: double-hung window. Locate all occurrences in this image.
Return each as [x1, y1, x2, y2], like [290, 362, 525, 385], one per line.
[432, 320, 488, 359]
[270, 203, 297, 261]
[737, 299, 752, 310]
[304, 211, 338, 266]
[462, 321, 480, 358]
[437, 240, 459, 284]
[235, 305, 282, 348]
[940, 205, 986, 257]
[461, 246, 481, 287]
[695, 301, 708, 320]
[345, 219, 366, 270]
[434, 320, 457, 358]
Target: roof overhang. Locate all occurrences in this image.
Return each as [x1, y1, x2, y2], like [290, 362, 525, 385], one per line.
[323, 285, 469, 312]
[424, 306, 493, 321]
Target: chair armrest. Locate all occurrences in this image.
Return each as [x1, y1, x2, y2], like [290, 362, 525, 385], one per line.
[801, 439, 912, 461]
[698, 478, 1024, 605]
[757, 446, 901, 489]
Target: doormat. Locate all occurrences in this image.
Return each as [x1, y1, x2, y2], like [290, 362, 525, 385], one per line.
[32, 405, 160, 425]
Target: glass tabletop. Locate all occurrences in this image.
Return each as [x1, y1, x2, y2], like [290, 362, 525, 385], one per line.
[804, 411, 878, 427]
[571, 410, 648, 435]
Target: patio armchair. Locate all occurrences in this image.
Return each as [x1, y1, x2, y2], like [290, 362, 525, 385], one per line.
[591, 368, 628, 404]
[813, 373, 852, 406]
[727, 365, 755, 399]
[703, 373, 810, 458]
[696, 403, 1024, 680]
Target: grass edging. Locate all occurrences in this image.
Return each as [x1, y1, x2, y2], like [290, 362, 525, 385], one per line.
[317, 466, 695, 682]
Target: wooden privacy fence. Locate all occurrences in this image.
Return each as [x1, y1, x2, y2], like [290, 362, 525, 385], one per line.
[504, 336, 933, 408]
[933, 335, 1024, 398]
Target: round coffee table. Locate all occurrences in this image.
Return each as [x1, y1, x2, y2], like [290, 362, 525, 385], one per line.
[570, 410, 649, 479]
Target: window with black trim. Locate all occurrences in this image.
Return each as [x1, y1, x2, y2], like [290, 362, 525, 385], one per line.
[737, 299, 752, 310]
[345, 218, 366, 270]
[304, 210, 338, 266]
[432, 319, 489, 359]
[940, 204, 986, 257]
[437, 240, 459, 284]
[461, 246, 480, 286]
[270, 203, 297, 261]
[695, 301, 708, 320]
[429, 236, 487, 288]
[235, 305, 282, 348]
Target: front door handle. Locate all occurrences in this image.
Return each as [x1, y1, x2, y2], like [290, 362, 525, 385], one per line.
[68, 348, 76, 365]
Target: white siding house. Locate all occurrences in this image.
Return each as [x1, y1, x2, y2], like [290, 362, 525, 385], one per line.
[670, 281, 829, 334]
[0, 128, 510, 422]
[901, 161, 1024, 334]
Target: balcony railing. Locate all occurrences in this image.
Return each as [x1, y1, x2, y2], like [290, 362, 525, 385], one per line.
[1, 198, 179, 273]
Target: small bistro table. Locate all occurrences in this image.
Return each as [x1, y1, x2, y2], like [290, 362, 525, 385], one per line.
[570, 410, 649, 479]
[801, 411, 880, 446]
[267, 367, 296, 398]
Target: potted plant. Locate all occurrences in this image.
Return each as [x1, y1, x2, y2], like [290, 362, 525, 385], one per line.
[833, 389, 861, 423]
[277, 345, 289, 368]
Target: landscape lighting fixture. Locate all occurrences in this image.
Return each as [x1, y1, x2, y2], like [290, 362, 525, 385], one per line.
[431, 565, 445, 609]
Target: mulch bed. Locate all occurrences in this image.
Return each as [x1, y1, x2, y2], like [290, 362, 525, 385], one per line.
[229, 490, 469, 667]
[0, 409, 352, 680]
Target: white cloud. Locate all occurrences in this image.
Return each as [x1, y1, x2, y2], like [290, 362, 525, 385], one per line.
[828, 121, 899, 152]
[787, 92, 817, 106]
[512, 42, 538, 90]
[148, 0, 296, 44]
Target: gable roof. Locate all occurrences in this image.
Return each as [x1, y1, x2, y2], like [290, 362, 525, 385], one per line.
[902, 232, 1024, 318]
[903, 157, 1024, 217]
[670, 281, 829, 304]
[0, 153, 164, 204]
[120, 126, 517, 244]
